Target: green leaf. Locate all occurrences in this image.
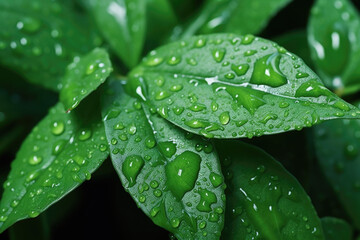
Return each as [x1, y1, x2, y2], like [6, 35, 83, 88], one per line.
[217, 140, 324, 240]
[274, 30, 312, 68]
[127, 33, 360, 139]
[313, 118, 360, 230]
[89, 0, 146, 68]
[0, 0, 101, 91]
[9, 214, 50, 240]
[145, 0, 178, 50]
[101, 79, 225, 240]
[308, 0, 360, 90]
[59, 48, 112, 112]
[172, 0, 292, 40]
[0, 95, 109, 233]
[321, 217, 352, 240]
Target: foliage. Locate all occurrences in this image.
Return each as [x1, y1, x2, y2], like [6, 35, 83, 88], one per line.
[1, 0, 360, 239]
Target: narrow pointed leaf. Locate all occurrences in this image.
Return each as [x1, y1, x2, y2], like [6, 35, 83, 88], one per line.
[101, 79, 225, 240]
[0, 0, 101, 91]
[173, 0, 292, 39]
[308, 0, 360, 90]
[127, 34, 360, 139]
[60, 48, 112, 112]
[217, 140, 324, 240]
[89, 0, 146, 68]
[321, 217, 352, 240]
[0, 95, 109, 233]
[313, 118, 360, 229]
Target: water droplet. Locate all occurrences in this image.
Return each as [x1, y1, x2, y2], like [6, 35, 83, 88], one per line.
[196, 189, 217, 212]
[219, 111, 230, 125]
[295, 79, 332, 98]
[199, 221, 206, 229]
[173, 107, 184, 115]
[186, 58, 197, 66]
[78, 129, 92, 141]
[29, 211, 39, 218]
[167, 56, 181, 65]
[0, 215, 8, 222]
[150, 207, 160, 217]
[99, 144, 108, 152]
[150, 180, 159, 189]
[244, 50, 257, 56]
[50, 121, 65, 135]
[242, 34, 255, 45]
[145, 137, 156, 149]
[212, 49, 226, 63]
[144, 56, 163, 66]
[296, 72, 309, 79]
[195, 38, 206, 48]
[209, 172, 223, 188]
[122, 155, 144, 187]
[52, 140, 66, 155]
[189, 103, 206, 112]
[165, 151, 201, 199]
[225, 72, 235, 79]
[170, 84, 183, 92]
[231, 64, 249, 76]
[128, 124, 137, 135]
[158, 141, 177, 158]
[155, 90, 170, 100]
[250, 53, 287, 87]
[29, 155, 42, 165]
[153, 189, 162, 197]
[171, 218, 180, 228]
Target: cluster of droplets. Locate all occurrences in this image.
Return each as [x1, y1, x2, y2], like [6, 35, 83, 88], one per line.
[0, 106, 109, 224]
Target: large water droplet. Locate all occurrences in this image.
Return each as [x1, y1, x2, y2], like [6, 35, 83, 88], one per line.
[158, 141, 177, 158]
[250, 53, 287, 87]
[196, 189, 217, 212]
[165, 151, 201, 199]
[50, 121, 65, 136]
[122, 155, 144, 187]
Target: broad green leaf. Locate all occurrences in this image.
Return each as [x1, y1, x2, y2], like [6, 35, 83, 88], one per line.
[145, 0, 178, 50]
[308, 0, 360, 90]
[0, 95, 109, 233]
[59, 48, 112, 112]
[0, 0, 101, 91]
[313, 118, 360, 230]
[127, 34, 360, 139]
[101, 79, 225, 240]
[172, 0, 292, 40]
[89, 0, 146, 68]
[217, 140, 324, 240]
[274, 30, 312, 67]
[321, 217, 352, 240]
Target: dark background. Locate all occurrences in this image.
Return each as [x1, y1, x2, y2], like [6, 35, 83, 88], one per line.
[1, 0, 360, 239]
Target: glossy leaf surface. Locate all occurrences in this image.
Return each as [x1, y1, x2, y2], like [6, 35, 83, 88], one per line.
[313, 118, 360, 229]
[89, 0, 146, 68]
[102, 79, 225, 240]
[127, 34, 360, 139]
[217, 140, 324, 240]
[308, 0, 360, 90]
[0, 96, 109, 233]
[60, 48, 112, 112]
[174, 0, 292, 39]
[0, 0, 101, 91]
[321, 217, 352, 240]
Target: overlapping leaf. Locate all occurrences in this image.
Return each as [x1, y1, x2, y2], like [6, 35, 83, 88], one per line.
[101, 79, 225, 240]
[0, 0, 101, 91]
[217, 140, 324, 240]
[127, 34, 360, 139]
[88, 0, 146, 68]
[60, 48, 112, 112]
[0, 94, 109, 233]
[313, 118, 360, 230]
[172, 0, 292, 40]
[308, 0, 360, 91]
[321, 217, 352, 240]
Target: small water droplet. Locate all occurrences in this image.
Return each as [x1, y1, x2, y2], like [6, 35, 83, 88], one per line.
[50, 121, 65, 135]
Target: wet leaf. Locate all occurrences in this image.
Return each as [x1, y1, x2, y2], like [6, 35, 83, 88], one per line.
[60, 48, 112, 112]
[313, 118, 360, 230]
[308, 0, 360, 90]
[321, 217, 352, 240]
[127, 34, 360, 139]
[89, 0, 146, 68]
[0, 94, 109, 233]
[101, 79, 225, 240]
[217, 140, 324, 240]
[173, 0, 292, 39]
[0, 0, 101, 91]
